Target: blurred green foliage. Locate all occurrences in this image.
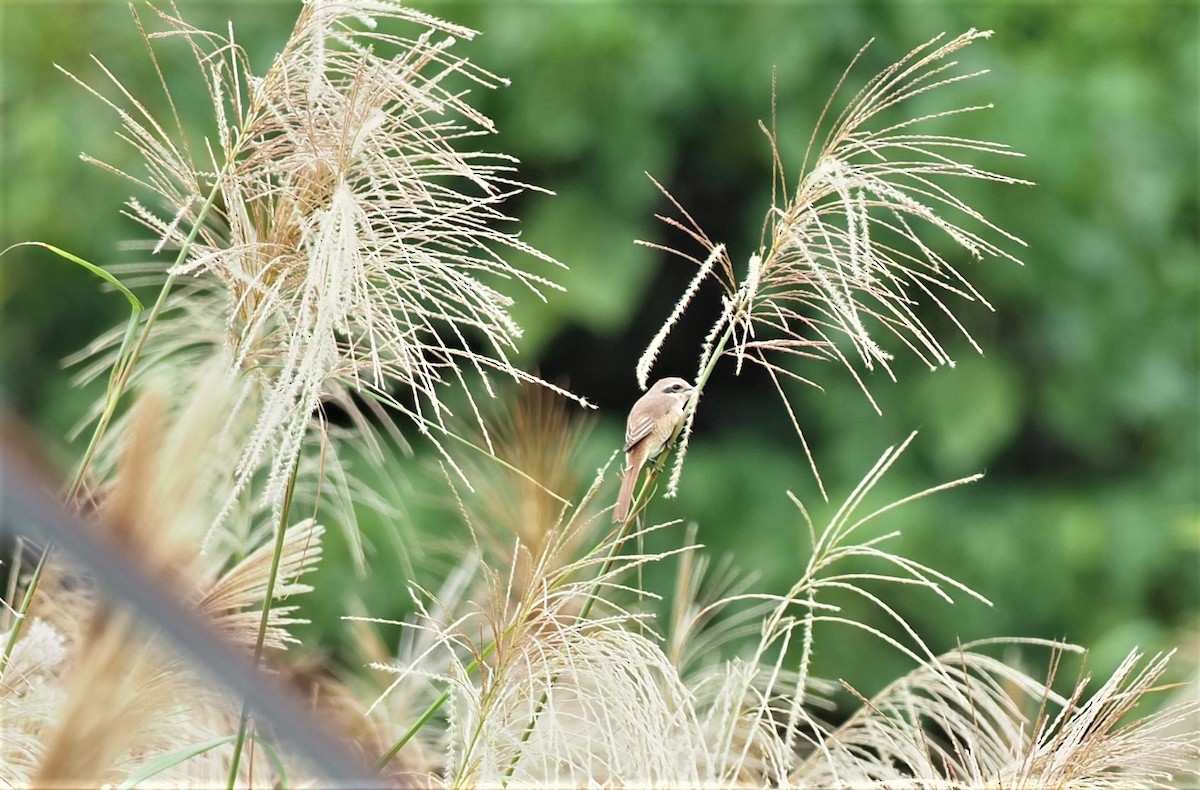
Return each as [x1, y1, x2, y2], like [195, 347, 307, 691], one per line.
[1, 1, 1196, 699]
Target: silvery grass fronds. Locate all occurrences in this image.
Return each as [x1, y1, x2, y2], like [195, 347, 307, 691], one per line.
[356, 438, 925, 786]
[359, 463, 710, 786]
[443, 384, 595, 601]
[1, 392, 328, 787]
[344, 388, 595, 782]
[67, 0, 581, 536]
[691, 435, 1199, 787]
[997, 649, 1200, 787]
[354, 430, 1197, 787]
[792, 645, 1200, 788]
[638, 30, 1028, 498]
[72, 306, 382, 565]
[674, 433, 986, 785]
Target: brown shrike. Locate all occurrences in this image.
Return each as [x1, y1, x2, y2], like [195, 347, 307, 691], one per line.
[613, 377, 694, 522]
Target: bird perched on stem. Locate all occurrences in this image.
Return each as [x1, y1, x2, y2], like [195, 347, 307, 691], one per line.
[613, 377, 694, 522]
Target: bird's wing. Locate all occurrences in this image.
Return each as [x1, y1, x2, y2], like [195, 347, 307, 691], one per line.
[624, 413, 655, 452]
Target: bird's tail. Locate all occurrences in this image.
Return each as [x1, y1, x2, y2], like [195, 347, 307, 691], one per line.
[613, 465, 638, 523]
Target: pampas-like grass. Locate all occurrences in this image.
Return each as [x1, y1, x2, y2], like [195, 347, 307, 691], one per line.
[639, 30, 1031, 498]
[198, 518, 324, 653]
[362, 438, 1198, 788]
[794, 646, 1200, 788]
[0, 617, 68, 784]
[5, 3, 1196, 787]
[2, 385, 332, 787]
[365, 515, 705, 787]
[65, 0, 587, 552]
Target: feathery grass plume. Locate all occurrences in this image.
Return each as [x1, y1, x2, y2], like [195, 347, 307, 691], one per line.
[641, 30, 1028, 496]
[661, 435, 973, 784]
[665, 541, 848, 785]
[3, 385, 331, 787]
[361, 463, 709, 786]
[450, 523, 703, 787]
[662, 440, 1199, 788]
[637, 243, 724, 391]
[356, 432, 1197, 786]
[664, 527, 846, 782]
[686, 435, 1200, 787]
[667, 538, 764, 674]
[198, 519, 325, 652]
[745, 29, 1028, 390]
[28, 396, 198, 786]
[445, 383, 595, 603]
[464, 621, 709, 786]
[67, 0, 586, 547]
[355, 554, 485, 781]
[792, 644, 1200, 788]
[0, 617, 69, 785]
[70, 311, 387, 568]
[1000, 649, 1200, 788]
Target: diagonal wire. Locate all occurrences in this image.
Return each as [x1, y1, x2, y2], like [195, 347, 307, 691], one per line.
[0, 425, 384, 788]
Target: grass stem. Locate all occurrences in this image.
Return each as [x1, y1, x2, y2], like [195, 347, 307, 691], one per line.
[0, 544, 49, 677]
[0, 175, 226, 678]
[498, 305, 740, 784]
[226, 450, 302, 788]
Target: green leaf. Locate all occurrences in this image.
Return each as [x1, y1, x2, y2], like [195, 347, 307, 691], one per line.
[118, 736, 235, 789]
[2, 241, 143, 310]
[118, 733, 290, 789]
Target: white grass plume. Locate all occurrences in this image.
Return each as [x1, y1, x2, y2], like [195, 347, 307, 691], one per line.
[355, 432, 1198, 787]
[197, 519, 325, 652]
[67, 0, 585, 541]
[793, 644, 1200, 788]
[637, 243, 724, 391]
[0, 618, 69, 785]
[364, 463, 711, 785]
[642, 30, 1028, 494]
[1001, 649, 1200, 788]
[2, 386, 330, 787]
[751, 29, 1030, 394]
[674, 439, 1199, 787]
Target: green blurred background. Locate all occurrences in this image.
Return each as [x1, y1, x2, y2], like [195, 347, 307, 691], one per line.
[2, 1, 1197, 700]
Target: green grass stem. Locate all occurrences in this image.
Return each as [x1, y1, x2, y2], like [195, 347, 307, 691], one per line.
[0, 173, 225, 681]
[225, 451, 302, 789]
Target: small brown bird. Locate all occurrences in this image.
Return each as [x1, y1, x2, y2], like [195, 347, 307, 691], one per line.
[613, 377, 695, 522]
